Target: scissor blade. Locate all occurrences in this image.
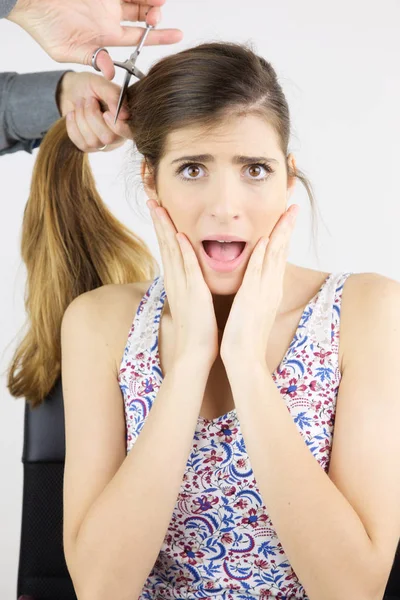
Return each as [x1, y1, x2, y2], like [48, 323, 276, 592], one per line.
[133, 66, 146, 80]
[114, 69, 131, 125]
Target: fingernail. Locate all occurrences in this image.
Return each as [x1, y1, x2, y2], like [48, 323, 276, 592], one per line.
[67, 111, 75, 121]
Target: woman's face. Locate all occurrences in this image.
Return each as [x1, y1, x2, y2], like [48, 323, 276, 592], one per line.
[143, 113, 297, 296]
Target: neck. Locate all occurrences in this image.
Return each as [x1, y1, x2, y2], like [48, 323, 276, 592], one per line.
[163, 261, 297, 331]
[212, 292, 235, 333]
[212, 261, 296, 332]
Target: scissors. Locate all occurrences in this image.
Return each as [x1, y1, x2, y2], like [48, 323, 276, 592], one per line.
[91, 23, 155, 124]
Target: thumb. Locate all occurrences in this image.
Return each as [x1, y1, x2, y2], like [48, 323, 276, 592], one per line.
[91, 76, 130, 120]
[82, 47, 115, 80]
[93, 50, 115, 81]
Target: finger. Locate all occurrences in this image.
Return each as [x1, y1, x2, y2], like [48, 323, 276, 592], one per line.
[92, 50, 115, 81]
[103, 111, 133, 140]
[84, 99, 127, 146]
[242, 237, 269, 285]
[99, 139, 126, 152]
[153, 205, 207, 292]
[150, 206, 186, 293]
[287, 205, 300, 224]
[121, 3, 162, 25]
[74, 98, 104, 151]
[123, 0, 165, 5]
[273, 206, 299, 251]
[122, 0, 166, 16]
[119, 26, 183, 46]
[278, 205, 299, 233]
[65, 111, 88, 152]
[88, 77, 130, 120]
[175, 232, 206, 287]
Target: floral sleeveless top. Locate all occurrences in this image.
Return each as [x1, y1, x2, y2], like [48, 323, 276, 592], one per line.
[117, 271, 354, 599]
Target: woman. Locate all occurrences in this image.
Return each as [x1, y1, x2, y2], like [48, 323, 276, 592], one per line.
[7, 41, 400, 599]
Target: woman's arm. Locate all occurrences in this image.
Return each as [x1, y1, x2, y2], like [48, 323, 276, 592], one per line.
[62, 289, 211, 600]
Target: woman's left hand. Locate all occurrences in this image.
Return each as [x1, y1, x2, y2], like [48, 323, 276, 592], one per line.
[220, 204, 300, 368]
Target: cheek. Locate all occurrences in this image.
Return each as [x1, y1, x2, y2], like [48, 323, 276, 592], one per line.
[167, 200, 199, 227]
[163, 205, 193, 235]
[256, 210, 281, 237]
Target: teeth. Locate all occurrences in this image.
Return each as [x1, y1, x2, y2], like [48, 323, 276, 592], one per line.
[204, 240, 244, 243]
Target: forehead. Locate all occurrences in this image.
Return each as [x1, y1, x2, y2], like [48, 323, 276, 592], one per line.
[163, 113, 281, 158]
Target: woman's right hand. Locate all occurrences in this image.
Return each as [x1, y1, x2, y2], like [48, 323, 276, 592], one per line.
[147, 199, 219, 369]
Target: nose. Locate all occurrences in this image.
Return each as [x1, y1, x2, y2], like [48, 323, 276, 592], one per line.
[206, 171, 241, 220]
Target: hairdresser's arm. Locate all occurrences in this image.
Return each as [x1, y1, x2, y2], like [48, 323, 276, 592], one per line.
[0, 70, 71, 155]
[0, 0, 16, 19]
[62, 291, 212, 599]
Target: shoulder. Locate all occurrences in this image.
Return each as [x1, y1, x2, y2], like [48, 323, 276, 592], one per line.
[62, 281, 154, 375]
[340, 271, 400, 320]
[69, 281, 150, 311]
[63, 281, 150, 319]
[339, 272, 400, 370]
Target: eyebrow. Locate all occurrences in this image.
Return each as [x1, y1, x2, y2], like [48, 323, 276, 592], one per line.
[170, 154, 279, 165]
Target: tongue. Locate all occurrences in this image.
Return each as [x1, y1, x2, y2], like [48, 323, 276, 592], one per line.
[203, 241, 245, 262]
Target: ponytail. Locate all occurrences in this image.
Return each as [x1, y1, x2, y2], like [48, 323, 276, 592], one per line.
[6, 117, 158, 408]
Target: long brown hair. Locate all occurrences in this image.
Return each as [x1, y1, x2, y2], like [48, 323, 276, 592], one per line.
[6, 41, 318, 409]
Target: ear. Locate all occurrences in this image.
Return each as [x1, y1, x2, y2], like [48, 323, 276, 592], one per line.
[286, 153, 297, 201]
[141, 158, 158, 200]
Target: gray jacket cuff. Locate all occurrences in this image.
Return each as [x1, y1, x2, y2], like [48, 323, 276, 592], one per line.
[0, 0, 18, 19]
[0, 70, 73, 155]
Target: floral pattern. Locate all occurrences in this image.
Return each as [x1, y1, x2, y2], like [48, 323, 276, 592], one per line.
[118, 271, 354, 599]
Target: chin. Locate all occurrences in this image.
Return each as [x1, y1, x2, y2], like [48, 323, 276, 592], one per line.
[202, 271, 244, 295]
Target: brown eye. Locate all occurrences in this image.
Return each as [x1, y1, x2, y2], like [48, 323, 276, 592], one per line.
[245, 162, 273, 181]
[187, 166, 200, 178]
[176, 162, 206, 182]
[248, 165, 262, 177]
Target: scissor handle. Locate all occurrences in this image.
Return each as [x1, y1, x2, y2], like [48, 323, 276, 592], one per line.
[112, 60, 133, 72]
[91, 47, 109, 72]
[136, 23, 154, 55]
[91, 24, 154, 72]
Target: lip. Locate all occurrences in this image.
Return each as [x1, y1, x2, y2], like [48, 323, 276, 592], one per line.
[200, 241, 249, 273]
[202, 234, 247, 242]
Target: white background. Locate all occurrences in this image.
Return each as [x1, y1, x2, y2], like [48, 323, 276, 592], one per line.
[1, 0, 399, 596]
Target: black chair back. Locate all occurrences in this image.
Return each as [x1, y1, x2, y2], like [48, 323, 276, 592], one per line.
[17, 378, 77, 600]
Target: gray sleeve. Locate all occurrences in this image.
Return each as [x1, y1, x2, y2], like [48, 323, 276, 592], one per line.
[0, 0, 17, 19]
[0, 70, 73, 156]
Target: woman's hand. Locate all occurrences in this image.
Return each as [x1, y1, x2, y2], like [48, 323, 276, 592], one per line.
[58, 72, 133, 152]
[220, 205, 300, 368]
[147, 199, 219, 370]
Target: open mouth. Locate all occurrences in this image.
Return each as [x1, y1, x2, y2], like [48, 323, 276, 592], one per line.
[201, 240, 247, 262]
